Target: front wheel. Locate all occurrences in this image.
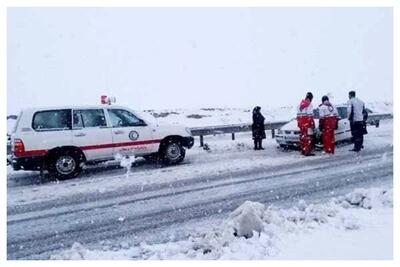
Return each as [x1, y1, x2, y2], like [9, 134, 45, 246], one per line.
[47, 150, 83, 180]
[160, 141, 185, 165]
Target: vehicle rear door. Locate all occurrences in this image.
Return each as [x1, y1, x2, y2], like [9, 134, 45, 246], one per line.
[30, 109, 73, 154]
[106, 108, 159, 157]
[72, 108, 113, 161]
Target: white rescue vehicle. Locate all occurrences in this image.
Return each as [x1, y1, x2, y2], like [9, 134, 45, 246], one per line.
[10, 98, 194, 179]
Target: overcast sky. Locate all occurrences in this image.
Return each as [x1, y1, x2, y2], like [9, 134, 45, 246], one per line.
[7, 7, 392, 115]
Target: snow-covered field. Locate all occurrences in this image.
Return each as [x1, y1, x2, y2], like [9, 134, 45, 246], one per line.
[7, 101, 393, 132]
[7, 113, 393, 260]
[141, 101, 393, 127]
[51, 187, 393, 260]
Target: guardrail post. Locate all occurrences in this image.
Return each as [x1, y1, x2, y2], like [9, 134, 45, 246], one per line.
[271, 129, 275, 138]
[199, 135, 204, 147]
[231, 133, 235, 140]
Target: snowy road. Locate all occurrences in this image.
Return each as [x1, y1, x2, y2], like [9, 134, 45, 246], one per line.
[7, 121, 393, 260]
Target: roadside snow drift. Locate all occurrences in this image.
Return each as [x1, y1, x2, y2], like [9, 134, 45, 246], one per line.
[51, 186, 393, 260]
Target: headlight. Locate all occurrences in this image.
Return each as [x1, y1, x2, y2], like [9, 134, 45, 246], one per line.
[185, 127, 192, 135]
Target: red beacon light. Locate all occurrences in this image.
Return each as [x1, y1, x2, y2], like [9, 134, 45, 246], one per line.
[100, 95, 116, 105]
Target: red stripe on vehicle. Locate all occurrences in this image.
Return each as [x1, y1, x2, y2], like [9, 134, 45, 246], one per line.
[17, 139, 162, 157]
[80, 139, 162, 151]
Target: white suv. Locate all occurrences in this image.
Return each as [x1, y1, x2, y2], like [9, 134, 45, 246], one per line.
[10, 105, 194, 179]
[275, 105, 352, 148]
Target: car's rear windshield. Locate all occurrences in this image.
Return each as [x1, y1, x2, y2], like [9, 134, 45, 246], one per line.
[32, 109, 72, 131]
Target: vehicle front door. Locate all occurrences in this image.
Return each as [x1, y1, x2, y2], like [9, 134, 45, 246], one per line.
[107, 108, 159, 157]
[72, 109, 114, 161]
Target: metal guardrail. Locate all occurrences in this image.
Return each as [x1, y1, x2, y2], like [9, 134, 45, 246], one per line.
[189, 113, 393, 147]
[366, 113, 393, 122]
[189, 121, 289, 147]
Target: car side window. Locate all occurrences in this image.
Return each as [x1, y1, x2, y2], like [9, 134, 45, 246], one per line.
[108, 109, 146, 127]
[73, 109, 107, 128]
[337, 107, 347, 119]
[33, 109, 72, 131]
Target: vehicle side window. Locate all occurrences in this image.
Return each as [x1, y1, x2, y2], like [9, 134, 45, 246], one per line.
[73, 109, 107, 128]
[32, 109, 72, 131]
[108, 109, 146, 127]
[337, 107, 347, 119]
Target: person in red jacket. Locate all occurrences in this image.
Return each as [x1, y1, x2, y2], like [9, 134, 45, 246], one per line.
[318, 96, 339, 154]
[296, 92, 315, 156]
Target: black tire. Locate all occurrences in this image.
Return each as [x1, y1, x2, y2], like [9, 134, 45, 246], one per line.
[47, 149, 83, 180]
[160, 140, 185, 165]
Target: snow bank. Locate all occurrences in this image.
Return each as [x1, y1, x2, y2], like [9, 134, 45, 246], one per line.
[141, 102, 392, 128]
[50, 242, 88, 260]
[52, 186, 392, 260]
[228, 201, 265, 238]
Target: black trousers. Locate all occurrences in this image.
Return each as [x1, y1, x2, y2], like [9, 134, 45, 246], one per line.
[351, 121, 364, 151]
[254, 138, 263, 149]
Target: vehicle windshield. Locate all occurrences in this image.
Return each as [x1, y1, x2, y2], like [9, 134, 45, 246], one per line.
[313, 109, 320, 119]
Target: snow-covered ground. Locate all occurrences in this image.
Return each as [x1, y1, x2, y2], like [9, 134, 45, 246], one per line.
[7, 103, 393, 259]
[51, 187, 393, 260]
[7, 113, 393, 260]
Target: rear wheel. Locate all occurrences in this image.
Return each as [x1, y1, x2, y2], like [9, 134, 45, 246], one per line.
[160, 140, 185, 165]
[48, 149, 83, 180]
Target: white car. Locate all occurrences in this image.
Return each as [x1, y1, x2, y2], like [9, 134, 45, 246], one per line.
[10, 105, 194, 179]
[275, 105, 352, 148]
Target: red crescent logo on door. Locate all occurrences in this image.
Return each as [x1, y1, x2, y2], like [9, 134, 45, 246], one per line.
[129, 130, 139, 141]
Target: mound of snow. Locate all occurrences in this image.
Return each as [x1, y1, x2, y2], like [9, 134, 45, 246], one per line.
[335, 188, 393, 210]
[228, 201, 265, 238]
[50, 242, 87, 260]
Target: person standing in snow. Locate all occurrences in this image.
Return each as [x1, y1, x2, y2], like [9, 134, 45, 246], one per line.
[318, 96, 339, 154]
[347, 90, 367, 152]
[297, 92, 315, 156]
[252, 106, 266, 150]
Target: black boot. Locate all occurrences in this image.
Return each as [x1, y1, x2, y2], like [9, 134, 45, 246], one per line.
[254, 140, 259, 150]
[259, 140, 264, 150]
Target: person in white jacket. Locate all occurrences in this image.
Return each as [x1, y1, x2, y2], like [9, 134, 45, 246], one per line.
[296, 92, 315, 156]
[318, 96, 338, 154]
[347, 90, 367, 152]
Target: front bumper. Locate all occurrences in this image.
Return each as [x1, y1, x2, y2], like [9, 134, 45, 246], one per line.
[182, 136, 195, 149]
[275, 134, 300, 146]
